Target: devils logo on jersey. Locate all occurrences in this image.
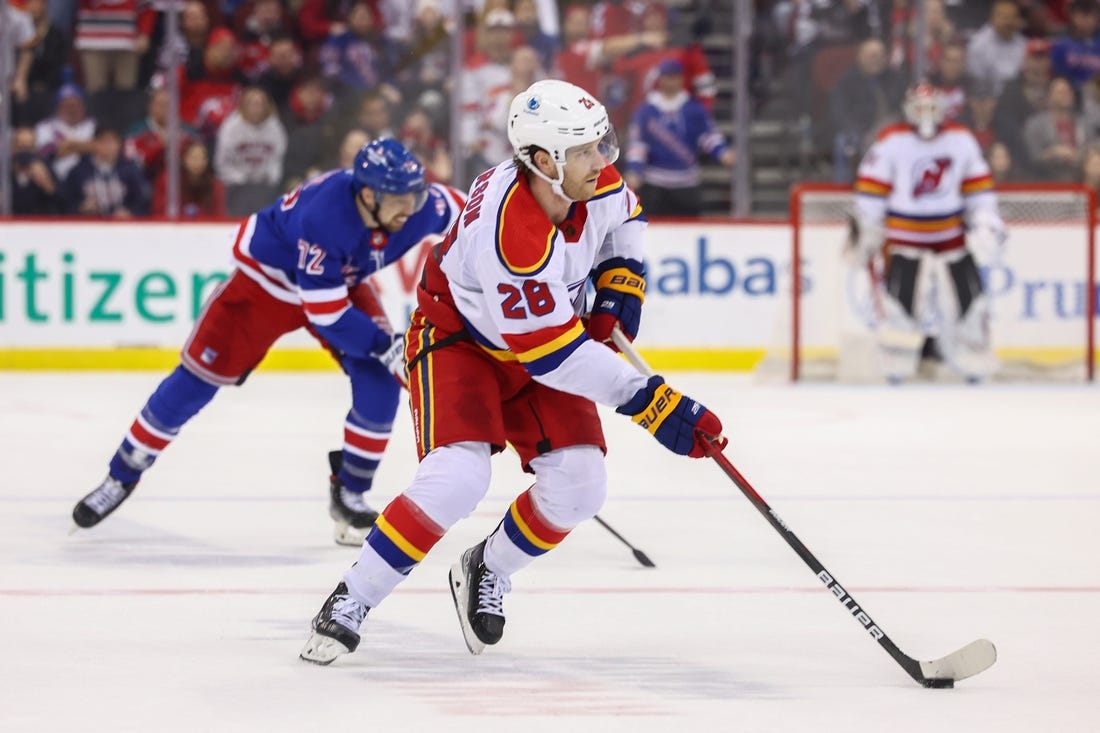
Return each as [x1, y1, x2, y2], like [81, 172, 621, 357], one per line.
[912, 157, 952, 198]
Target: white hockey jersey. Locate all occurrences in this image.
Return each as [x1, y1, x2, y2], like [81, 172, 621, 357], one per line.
[419, 161, 650, 408]
[854, 122, 1000, 250]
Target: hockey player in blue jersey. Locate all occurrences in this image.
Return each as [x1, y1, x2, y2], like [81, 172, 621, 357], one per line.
[72, 138, 465, 545]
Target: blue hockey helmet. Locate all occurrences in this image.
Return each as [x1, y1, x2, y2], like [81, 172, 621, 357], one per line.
[352, 138, 428, 211]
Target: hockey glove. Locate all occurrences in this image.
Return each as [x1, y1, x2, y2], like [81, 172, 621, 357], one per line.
[616, 375, 727, 458]
[967, 208, 1007, 267]
[371, 332, 407, 383]
[588, 257, 645, 351]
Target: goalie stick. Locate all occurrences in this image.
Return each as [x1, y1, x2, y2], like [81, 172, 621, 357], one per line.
[610, 327, 996, 688]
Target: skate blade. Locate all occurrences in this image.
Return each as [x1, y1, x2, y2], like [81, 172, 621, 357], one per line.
[448, 565, 485, 656]
[333, 522, 369, 547]
[299, 633, 351, 665]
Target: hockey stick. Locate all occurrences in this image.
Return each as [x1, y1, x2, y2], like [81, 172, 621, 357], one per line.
[592, 514, 656, 568]
[610, 327, 996, 688]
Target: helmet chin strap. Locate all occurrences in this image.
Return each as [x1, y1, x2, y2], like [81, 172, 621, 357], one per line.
[359, 189, 392, 231]
[526, 156, 577, 202]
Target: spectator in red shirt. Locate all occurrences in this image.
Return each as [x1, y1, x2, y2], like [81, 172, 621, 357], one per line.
[124, 88, 201, 185]
[554, 3, 665, 103]
[153, 138, 227, 217]
[179, 27, 244, 141]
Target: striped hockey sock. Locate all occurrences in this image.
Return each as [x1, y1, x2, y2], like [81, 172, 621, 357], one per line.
[484, 488, 571, 577]
[339, 413, 391, 493]
[107, 366, 217, 484]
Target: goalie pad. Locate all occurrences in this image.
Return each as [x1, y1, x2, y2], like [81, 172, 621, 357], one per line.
[875, 291, 924, 381]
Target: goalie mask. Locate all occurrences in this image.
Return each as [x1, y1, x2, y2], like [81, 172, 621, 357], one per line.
[507, 79, 620, 200]
[904, 83, 948, 140]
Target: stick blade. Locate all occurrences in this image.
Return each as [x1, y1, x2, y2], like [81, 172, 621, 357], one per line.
[919, 639, 997, 684]
[632, 549, 656, 568]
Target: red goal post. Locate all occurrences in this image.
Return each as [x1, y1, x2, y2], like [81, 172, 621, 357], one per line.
[780, 182, 1097, 382]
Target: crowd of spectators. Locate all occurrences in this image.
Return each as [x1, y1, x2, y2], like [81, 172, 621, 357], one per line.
[756, 0, 1100, 194]
[4, 0, 735, 219]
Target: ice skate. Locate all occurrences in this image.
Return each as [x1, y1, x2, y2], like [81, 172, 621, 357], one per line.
[72, 477, 138, 529]
[327, 450, 378, 546]
[299, 582, 370, 665]
[449, 540, 510, 655]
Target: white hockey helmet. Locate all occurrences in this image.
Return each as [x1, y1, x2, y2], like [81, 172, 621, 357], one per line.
[903, 82, 948, 139]
[507, 79, 620, 188]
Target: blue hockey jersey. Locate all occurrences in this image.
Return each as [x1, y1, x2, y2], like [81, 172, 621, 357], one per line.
[231, 168, 464, 359]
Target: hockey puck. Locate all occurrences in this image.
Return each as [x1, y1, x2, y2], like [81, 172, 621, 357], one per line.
[922, 678, 955, 689]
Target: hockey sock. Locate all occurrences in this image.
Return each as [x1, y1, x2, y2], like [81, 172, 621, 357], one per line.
[484, 488, 571, 577]
[108, 366, 218, 483]
[345, 495, 446, 607]
[339, 408, 392, 493]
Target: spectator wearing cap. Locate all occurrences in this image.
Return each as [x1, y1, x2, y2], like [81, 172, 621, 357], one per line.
[35, 83, 97, 182]
[967, 0, 1026, 97]
[61, 125, 151, 217]
[994, 38, 1054, 176]
[1051, 0, 1100, 89]
[624, 58, 735, 217]
[73, 0, 155, 94]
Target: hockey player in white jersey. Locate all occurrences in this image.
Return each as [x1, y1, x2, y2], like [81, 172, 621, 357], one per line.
[852, 82, 1006, 382]
[299, 79, 727, 665]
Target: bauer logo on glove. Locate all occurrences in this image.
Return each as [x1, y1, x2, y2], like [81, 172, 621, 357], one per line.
[617, 375, 725, 458]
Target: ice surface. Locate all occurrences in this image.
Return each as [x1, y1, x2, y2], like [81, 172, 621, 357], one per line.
[2, 372, 1098, 732]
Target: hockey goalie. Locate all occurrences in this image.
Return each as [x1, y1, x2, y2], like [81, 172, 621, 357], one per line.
[851, 82, 1006, 382]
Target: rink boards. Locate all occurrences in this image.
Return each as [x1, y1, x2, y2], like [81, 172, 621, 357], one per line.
[0, 220, 1094, 372]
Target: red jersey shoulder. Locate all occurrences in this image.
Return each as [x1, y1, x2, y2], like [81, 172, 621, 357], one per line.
[495, 176, 556, 276]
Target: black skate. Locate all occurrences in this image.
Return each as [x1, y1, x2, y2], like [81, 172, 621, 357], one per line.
[72, 477, 138, 528]
[299, 581, 370, 665]
[449, 540, 511, 655]
[327, 450, 378, 546]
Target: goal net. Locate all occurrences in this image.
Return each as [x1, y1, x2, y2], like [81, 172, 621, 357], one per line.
[758, 183, 1097, 382]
